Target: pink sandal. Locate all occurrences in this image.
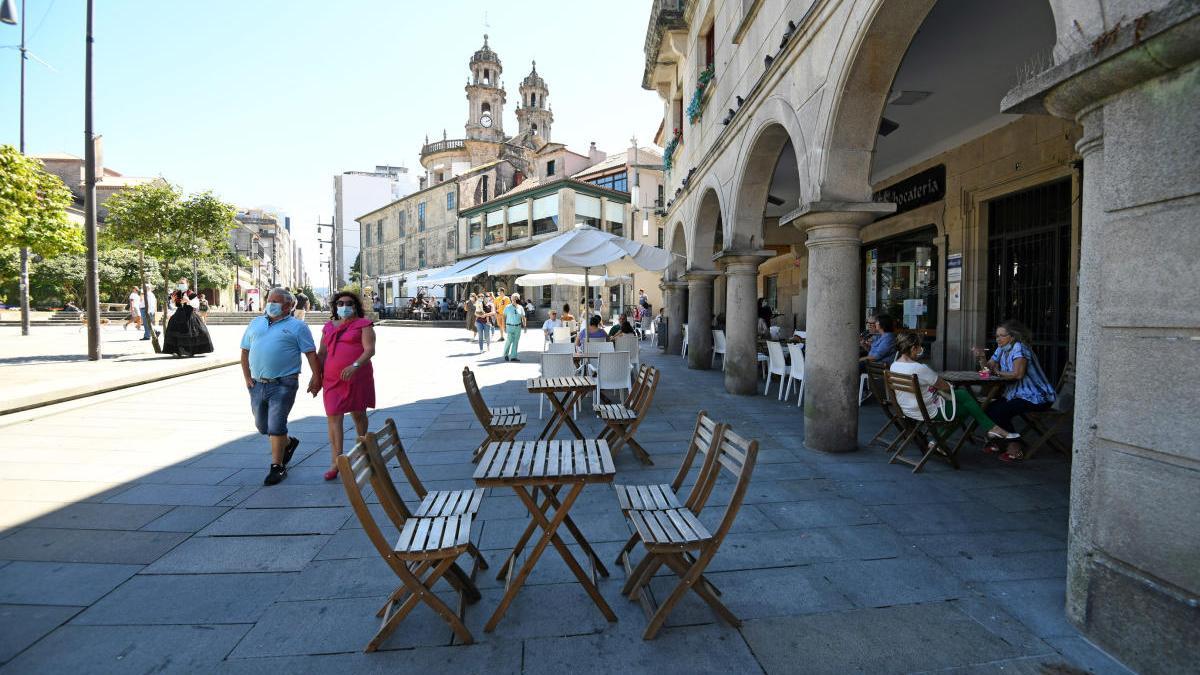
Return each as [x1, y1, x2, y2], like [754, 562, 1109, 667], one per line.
[323, 469, 339, 481]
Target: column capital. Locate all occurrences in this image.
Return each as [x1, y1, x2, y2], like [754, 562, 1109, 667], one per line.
[682, 268, 721, 283]
[713, 249, 772, 276]
[788, 201, 893, 229]
[660, 280, 689, 291]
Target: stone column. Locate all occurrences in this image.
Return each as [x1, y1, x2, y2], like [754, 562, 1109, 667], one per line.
[661, 280, 687, 355]
[794, 207, 887, 453]
[713, 274, 727, 324]
[715, 251, 771, 394]
[684, 270, 719, 369]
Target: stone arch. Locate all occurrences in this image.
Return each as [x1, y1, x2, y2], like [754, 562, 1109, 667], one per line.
[687, 187, 724, 270]
[665, 220, 688, 280]
[815, 0, 1067, 199]
[730, 96, 811, 252]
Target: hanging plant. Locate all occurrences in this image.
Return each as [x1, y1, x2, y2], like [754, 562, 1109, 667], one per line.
[663, 128, 683, 172]
[686, 65, 716, 124]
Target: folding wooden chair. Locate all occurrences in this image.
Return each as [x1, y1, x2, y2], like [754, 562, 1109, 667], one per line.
[1019, 362, 1075, 459]
[884, 371, 965, 473]
[865, 361, 906, 452]
[361, 419, 489, 573]
[595, 365, 659, 465]
[462, 366, 526, 462]
[620, 424, 759, 639]
[612, 411, 724, 568]
[336, 441, 476, 650]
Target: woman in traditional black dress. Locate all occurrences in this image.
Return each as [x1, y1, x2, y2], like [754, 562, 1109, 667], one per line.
[162, 290, 214, 357]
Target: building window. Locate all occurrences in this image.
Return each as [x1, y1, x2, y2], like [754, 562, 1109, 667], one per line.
[529, 93, 536, 107]
[481, 176, 489, 202]
[468, 216, 482, 250]
[634, 170, 640, 188]
[376, 220, 383, 243]
[546, 160, 556, 177]
[417, 202, 426, 231]
[604, 200, 625, 237]
[364, 226, 371, 247]
[863, 225, 939, 341]
[656, 184, 665, 207]
[447, 191, 455, 210]
[447, 228, 456, 251]
[575, 194, 601, 228]
[398, 210, 406, 236]
[485, 209, 504, 246]
[704, 26, 715, 69]
[764, 274, 778, 313]
[397, 245, 405, 271]
[532, 195, 558, 235]
[532, 123, 538, 136]
[674, 97, 684, 137]
[589, 171, 628, 193]
[481, 101, 491, 114]
[376, 249, 384, 276]
[508, 201, 528, 240]
[483, 69, 491, 85]
[418, 239, 426, 268]
[657, 226, 664, 249]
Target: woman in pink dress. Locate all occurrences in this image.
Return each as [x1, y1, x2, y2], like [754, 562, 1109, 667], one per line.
[318, 292, 377, 480]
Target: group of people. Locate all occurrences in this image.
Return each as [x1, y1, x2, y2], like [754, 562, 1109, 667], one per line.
[239, 288, 378, 486]
[858, 311, 1057, 464]
[463, 288, 536, 360]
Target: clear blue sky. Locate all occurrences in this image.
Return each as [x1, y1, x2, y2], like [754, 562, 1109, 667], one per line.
[0, 0, 663, 283]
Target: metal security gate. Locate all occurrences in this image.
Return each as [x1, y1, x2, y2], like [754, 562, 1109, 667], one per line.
[986, 179, 1072, 382]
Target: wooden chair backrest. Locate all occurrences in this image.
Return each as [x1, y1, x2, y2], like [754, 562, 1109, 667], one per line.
[378, 418, 426, 499]
[884, 370, 941, 424]
[337, 440, 404, 567]
[360, 430, 416, 529]
[629, 366, 659, 418]
[697, 425, 759, 545]
[865, 361, 892, 408]
[670, 411, 724, 509]
[624, 364, 651, 406]
[462, 366, 493, 425]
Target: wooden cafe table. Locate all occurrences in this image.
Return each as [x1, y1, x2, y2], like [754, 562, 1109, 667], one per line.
[473, 439, 618, 632]
[941, 370, 1006, 443]
[527, 375, 595, 440]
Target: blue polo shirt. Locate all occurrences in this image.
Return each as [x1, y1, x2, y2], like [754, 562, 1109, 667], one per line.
[240, 315, 316, 379]
[868, 331, 897, 366]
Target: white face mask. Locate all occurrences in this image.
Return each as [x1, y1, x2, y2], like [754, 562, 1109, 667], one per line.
[337, 306, 354, 319]
[265, 302, 284, 318]
[177, 283, 188, 291]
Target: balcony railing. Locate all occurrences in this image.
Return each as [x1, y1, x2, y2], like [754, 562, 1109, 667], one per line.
[420, 138, 467, 156]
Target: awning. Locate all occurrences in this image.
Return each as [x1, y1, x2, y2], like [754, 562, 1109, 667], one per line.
[401, 264, 453, 286]
[423, 250, 521, 285]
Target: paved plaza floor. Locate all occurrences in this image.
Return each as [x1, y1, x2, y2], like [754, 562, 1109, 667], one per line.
[0, 326, 1131, 673]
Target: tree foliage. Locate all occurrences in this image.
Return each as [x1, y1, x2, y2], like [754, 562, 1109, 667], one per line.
[0, 145, 82, 257]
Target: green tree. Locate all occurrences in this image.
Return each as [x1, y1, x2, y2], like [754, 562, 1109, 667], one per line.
[349, 252, 361, 284]
[0, 145, 81, 329]
[104, 182, 237, 352]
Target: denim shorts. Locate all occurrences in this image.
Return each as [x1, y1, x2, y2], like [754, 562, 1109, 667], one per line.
[248, 374, 299, 436]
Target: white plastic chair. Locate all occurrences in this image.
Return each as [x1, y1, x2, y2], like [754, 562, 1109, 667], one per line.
[540, 351, 578, 419]
[639, 315, 652, 340]
[859, 373, 870, 406]
[615, 333, 640, 371]
[546, 342, 574, 354]
[757, 353, 769, 378]
[583, 339, 615, 354]
[595, 350, 632, 407]
[551, 326, 571, 345]
[648, 318, 660, 348]
[764, 341, 788, 399]
[711, 330, 727, 369]
[681, 324, 689, 361]
[783, 342, 805, 407]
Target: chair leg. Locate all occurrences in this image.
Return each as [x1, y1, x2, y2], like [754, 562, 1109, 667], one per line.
[661, 553, 740, 627]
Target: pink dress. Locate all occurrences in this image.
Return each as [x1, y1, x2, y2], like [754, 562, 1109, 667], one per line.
[321, 318, 376, 416]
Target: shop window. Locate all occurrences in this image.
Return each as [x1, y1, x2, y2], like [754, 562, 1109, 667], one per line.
[508, 201, 528, 239]
[604, 200, 625, 237]
[532, 195, 559, 235]
[863, 225, 939, 342]
[575, 194, 601, 228]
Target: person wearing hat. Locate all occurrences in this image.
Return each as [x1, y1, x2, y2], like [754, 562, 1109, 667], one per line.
[502, 292, 526, 361]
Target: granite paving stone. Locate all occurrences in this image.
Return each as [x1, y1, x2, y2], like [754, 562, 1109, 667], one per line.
[104, 483, 243, 507]
[522, 622, 755, 674]
[756, 498, 880, 529]
[141, 535, 328, 574]
[0, 604, 82, 664]
[1, 623, 250, 672]
[934, 548, 1068, 583]
[979, 577, 1077, 638]
[197, 507, 351, 536]
[216, 641, 523, 674]
[647, 563, 854, 625]
[0, 528, 188, 564]
[21, 502, 173, 531]
[810, 554, 972, 608]
[0, 560, 142, 605]
[239, 485, 350, 509]
[75, 573, 295, 625]
[140, 505, 230, 532]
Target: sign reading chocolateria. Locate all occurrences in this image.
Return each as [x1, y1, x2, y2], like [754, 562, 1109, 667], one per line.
[873, 164, 946, 218]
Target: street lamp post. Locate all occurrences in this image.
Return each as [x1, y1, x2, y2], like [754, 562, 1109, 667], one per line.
[3, 0, 32, 337]
[82, 0, 101, 360]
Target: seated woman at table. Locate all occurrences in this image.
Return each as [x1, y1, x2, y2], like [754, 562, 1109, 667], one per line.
[608, 314, 636, 339]
[891, 332, 1020, 443]
[977, 319, 1057, 463]
[576, 315, 608, 349]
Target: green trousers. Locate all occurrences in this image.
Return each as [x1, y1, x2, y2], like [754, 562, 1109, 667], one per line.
[503, 325, 522, 359]
[935, 388, 998, 430]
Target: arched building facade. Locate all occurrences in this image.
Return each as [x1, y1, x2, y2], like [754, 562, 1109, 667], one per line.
[644, 0, 1198, 670]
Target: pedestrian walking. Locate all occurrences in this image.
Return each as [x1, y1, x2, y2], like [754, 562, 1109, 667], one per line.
[140, 287, 158, 341]
[493, 290, 509, 342]
[464, 293, 478, 337]
[163, 290, 214, 357]
[294, 289, 309, 321]
[474, 295, 495, 353]
[502, 292, 526, 361]
[239, 288, 321, 486]
[197, 293, 209, 321]
[318, 291, 376, 481]
[126, 287, 142, 331]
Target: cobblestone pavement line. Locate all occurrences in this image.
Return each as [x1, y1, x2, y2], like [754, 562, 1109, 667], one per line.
[0, 326, 1131, 673]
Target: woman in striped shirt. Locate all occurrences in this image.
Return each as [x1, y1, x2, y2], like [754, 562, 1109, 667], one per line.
[980, 320, 1057, 463]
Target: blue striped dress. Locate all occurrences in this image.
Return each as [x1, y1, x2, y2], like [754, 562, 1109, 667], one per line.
[990, 341, 1056, 404]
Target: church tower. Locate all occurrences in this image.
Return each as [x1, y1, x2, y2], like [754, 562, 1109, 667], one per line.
[464, 35, 506, 143]
[516, 61, 553, 141]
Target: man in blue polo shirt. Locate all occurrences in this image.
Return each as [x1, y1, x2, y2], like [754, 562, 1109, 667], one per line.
[240, 288, 321, 485]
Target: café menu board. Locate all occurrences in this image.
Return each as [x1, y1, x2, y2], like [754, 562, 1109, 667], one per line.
[873, 164, 946, 219]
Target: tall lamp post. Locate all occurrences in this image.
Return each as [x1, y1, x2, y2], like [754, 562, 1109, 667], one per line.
[82, 0, 101, 360]
[2, 0, 31, 337]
